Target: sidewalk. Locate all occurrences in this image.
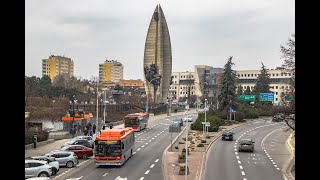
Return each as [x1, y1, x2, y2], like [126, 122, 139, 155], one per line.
[163, 118, 256, 180]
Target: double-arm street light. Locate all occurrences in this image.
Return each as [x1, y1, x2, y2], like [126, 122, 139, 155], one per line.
[72, 95, 76, 138]
[146, 76, 161, 113]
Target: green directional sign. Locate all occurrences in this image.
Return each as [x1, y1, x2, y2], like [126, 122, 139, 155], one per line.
[259, 93, 274, 101]
[238, 95, 255, 101]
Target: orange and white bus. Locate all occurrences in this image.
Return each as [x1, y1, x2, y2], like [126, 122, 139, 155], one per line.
[94, 127, 135, 166]
[123, 112, 149, 131]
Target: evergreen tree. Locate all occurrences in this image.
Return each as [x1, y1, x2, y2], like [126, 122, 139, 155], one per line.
[244, 86, 251, 95]
[218, 56, 238, 110]
[237, 85, 243, 95]
[253, 62, 271, 103]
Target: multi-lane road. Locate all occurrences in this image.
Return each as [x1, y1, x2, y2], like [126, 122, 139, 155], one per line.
[203, 117, 291, 180]
[53, 113, 196, 180]
[50, 115, 292, 180]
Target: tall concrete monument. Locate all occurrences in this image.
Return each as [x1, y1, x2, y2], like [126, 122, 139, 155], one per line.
[143, 4, 172, 104]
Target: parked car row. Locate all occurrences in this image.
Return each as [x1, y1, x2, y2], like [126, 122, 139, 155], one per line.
[25, 135, 94, 179]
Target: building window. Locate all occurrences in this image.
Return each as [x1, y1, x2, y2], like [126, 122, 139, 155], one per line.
[276, 98, 278, 101]
[180, 92, 182, 94]
[276, 92, 278, 95]
[238, 74, 240, 77]
[272, 73, 275, 76]
[284, 73, 287, 76]
[288, 73, 291, 76]
[251, 74, 253, 77]
[286, 86, 288, 89]
[181, 76, 183, 78]
[241, 74, 243, 77]
[191, 92, 194, 95]
[244, 74, 247, 77]
[181, 87, 182, 89]
[175, 87, 177, 89]
[276, 74, 278, 76]
[244, 86, 246, 89]
[175, 75, 177, 78]
[251, 86, 253, 89]
[191, 76, 193, 78]
[276, 86, 278, 89]
[282, 86, 284, 89]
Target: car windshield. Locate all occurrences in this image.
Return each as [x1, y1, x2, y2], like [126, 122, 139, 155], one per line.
[223, 132, 232, 135]
[67, 139, 76, 144]
[60, 146, 69, 151]
[240, 140, 252, 145]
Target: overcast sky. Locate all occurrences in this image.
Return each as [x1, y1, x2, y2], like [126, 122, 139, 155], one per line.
[25, 0, 294, 80]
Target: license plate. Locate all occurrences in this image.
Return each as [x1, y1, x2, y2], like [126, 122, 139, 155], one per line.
[225, 137, 229, 139]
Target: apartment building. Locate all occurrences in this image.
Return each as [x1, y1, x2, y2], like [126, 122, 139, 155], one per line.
[169, 72, 196, 101]
[99, 60, 123, 83]
[42, 55, 74, 81]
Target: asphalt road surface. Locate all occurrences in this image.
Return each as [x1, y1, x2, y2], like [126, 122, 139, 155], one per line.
[203, 117, 290, 180]
[53, 113, 197, 180]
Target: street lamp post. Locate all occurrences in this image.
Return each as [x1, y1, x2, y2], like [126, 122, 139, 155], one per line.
[72, 95, 76, 138]
[146, 77, 161, 113]
[204, 99, 208, 135]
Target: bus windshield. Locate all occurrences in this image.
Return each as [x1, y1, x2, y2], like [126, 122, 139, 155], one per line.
[95, 140, 121, 156]
[125, 119, 138, 126]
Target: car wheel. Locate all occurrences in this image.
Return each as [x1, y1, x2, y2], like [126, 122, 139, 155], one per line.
[38, 172, 49, 177]
[66, 161, 74, 168]
[82, 153, 88, 159]
[52, 168, 57, 175]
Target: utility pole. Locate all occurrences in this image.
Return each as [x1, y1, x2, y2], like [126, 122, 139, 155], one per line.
[72, 95, 76, 138]
[103, 89, 106, 126]
[95, 81, 99, 136]
[185, 101, 189, 180]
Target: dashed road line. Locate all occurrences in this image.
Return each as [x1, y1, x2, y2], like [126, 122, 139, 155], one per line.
[145, 170, 150, 174]
[139, 177, 144, 180]
[155, 159, 159, 162]
[241, 171, 245, 175]
[150, 164, 155, 168]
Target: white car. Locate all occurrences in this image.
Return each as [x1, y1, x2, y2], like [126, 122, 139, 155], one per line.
[183, 116, 193, 122]
[31, 156, 59, 175]
[25, 159, 52, 178]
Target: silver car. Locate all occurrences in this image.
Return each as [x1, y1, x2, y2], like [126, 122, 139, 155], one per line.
[31, 156, 59, 175]
[74, 135, 94, 148]
[238, 139, 255, 152]
[25, 159, 52, 178]
[45, 151, 79, 168]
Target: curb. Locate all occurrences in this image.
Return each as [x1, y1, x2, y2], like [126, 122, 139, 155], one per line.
[162, 123, 188, 180]
[284, 133, 295, 180]
[199, 119, 258, 180]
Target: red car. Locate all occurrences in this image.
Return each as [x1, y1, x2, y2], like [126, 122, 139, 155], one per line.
[60, 145, 93, 159]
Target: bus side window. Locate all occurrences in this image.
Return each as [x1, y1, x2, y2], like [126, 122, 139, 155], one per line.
[121, 142, 124, 149]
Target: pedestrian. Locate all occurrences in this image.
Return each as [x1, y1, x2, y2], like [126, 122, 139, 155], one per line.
[84, 127, 88, 136]
[109, 123, 113, 129]
[93, 123, 96, 134]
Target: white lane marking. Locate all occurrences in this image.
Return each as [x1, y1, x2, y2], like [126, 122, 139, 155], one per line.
[155, 136, 158, 138]
[238, 160, 241, 164]
[141, 145, 145, 148]
[274, 165, 278, 167]
[133, 152, 136, 155]
[150, 164, 155, 168]
[137, 134, 141, 135]
[139, 177, 145, 180]
[234, 149, 237, 151]
[102, 173, 108, 176]
[157, 134, 160, 136]
[152, 138, 155, 139]
[239, 165, 243, 169]
[155, 159, 159, 162]
[235, 142, 237, 145]
[241, 171, 245, 175]
[145, 142, 148, 145]
[137, 148, 141, 151]
[277, 168, 280, 170]
[269, 157, 272, 160]
[272, 162, 276, 164]
[149, 140, 152, 142]
[244, 178, 248, 180]
[235, 152, 238, 155]
[234, 146, 237, 148]
[145, 170, 150, 174]
[236, 156, 240, 159]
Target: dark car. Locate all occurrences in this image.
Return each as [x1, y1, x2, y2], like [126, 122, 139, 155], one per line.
[61, 139, 92, 149]
[238, 139, 255, 152]
[221, 131, 234, 141]
[60, 145, 93, 159]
